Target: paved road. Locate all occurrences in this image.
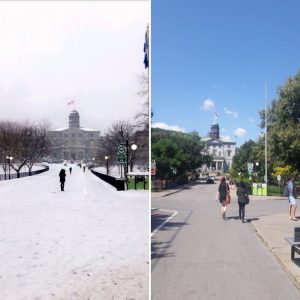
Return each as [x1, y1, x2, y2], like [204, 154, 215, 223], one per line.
[152, 183, 300, 300]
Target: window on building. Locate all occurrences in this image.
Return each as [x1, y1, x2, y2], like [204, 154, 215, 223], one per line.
[213, 150, 217, 155]
[219, 151, 221, 156]
[72, 134, 75, 138]
[228, 150, 231, 157]
[228, 145, 231, 149]
[219, 145, 221, 148]
[90, 133, 93, 137]
[64, 134, 68, 137]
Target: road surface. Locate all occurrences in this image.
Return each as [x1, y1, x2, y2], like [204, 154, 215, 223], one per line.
[152, 183, 300, 300]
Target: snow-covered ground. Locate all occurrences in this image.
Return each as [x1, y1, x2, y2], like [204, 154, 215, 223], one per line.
[0, 164, 149, 299]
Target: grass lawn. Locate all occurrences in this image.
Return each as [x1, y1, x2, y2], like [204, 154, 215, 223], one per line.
[128, 177, 149, 190]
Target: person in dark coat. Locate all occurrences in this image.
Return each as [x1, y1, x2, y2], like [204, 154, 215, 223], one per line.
[236, 181, 249, 223]
[216, 176, 230, 219]
[69, 167, 72, 175]
[59, 169, 66, 191]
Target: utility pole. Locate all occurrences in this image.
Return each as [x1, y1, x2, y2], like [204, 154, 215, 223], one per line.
[265, 82, 268, 184]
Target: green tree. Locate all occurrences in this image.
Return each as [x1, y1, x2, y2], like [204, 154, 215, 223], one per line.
[259, 70, 300, 173]
[151, 128, 208, 180]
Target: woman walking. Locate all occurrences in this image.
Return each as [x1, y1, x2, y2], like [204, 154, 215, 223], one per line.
[217, 176, 230, 219]
[236, 181, 249, 223]
[59, 168, 66, 191]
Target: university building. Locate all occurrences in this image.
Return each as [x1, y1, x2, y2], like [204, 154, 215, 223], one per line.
[202, 122, 236, 173]
[47, 110, 100, 162]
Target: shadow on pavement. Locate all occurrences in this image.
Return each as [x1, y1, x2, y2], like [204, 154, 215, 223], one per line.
[225, 216, 260, 222]
[151, 241, 174, 259]
[151, 208, 188, 260]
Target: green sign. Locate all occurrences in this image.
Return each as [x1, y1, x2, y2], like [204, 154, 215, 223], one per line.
[117, 154, 126, 163]
[118, 145, 126, 155]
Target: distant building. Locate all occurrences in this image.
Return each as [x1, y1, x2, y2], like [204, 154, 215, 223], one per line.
[47, 110, 100, 162]
[202, 122, 236, 173]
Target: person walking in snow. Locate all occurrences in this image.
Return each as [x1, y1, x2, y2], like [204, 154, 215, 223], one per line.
[59, 169, 66, 191]
[83, 165, 86, 172]
[69, 167, 72, 175]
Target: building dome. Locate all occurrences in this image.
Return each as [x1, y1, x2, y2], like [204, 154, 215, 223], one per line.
[69, 110, 80, 128]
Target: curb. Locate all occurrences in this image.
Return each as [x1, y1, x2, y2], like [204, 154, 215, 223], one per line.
[162, 188, 185, 197]
[252, 224, 300, 290]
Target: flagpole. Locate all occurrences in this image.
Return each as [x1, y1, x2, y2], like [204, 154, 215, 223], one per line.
[265, 82, 268, 184]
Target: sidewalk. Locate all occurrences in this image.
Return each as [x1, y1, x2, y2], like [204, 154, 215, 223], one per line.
[251, 212, 300, 289]
[151, 185, 189, 198]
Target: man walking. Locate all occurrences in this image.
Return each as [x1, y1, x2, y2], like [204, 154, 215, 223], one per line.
[288, 176, 297, 221]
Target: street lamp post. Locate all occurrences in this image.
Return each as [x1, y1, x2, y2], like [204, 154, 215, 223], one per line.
[125, 139, 137, 189]
[105, 156, 109, 175]
[92, 157, 95, 169]
[6, 155, 13, 180]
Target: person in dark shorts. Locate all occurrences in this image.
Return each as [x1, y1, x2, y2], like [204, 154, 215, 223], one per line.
[216, 176, 230, 219]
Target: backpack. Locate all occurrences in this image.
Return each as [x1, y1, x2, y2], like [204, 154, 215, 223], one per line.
[284, 184, 289, 197]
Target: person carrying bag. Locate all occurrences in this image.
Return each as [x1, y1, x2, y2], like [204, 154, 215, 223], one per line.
[217, 176, 230, 219]
[236, 181, 249, 223]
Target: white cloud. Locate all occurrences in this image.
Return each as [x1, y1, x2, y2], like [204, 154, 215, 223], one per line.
[234, 128, 247, 137]
[221, 128, 226, 133]
[221, 135, 231, 141]
[249, 117, 255, 123]
[152, 122, 186, 132]
[201, 98, 215, 111]
[224, 107, 238, 118]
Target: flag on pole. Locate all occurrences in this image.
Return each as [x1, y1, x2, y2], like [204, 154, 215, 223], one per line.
[143, 26, 149, 69]
[214, 112, 219, 121]
[67, 100, 75, 106]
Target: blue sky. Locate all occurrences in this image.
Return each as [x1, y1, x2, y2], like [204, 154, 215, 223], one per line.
[151, 0, 300, 146]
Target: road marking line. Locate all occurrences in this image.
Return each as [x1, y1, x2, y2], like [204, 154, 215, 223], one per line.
[151, 208, 178, 237]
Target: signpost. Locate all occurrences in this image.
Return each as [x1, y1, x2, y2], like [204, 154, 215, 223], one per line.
[247, 162, 254, 176]
[117, 145, 127, 164]
[151, 160, 156, 175]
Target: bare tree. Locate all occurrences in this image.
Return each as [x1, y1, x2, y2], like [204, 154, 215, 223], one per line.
[0, 120, 50, 178]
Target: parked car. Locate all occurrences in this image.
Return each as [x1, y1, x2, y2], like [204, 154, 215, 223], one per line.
[206, 176, 215, 184]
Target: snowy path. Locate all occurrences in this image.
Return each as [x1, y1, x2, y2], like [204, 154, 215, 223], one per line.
[0, 164, 149, 300]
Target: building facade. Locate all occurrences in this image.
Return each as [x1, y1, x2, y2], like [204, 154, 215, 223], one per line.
[47, 110, 100, 162]
[202, 122, 236, 173]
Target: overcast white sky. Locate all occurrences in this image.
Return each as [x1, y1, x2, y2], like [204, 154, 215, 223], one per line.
[0, 0, 148, 132]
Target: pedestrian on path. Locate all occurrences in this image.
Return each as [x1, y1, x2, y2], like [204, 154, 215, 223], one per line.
[236, 181, 249, 223]
[69, 167, 72, 175]
[287, 176, 298, 221]
[216, 176, 230, 219]
[59, 169, 66, 191]
[83, 165, 86, 172]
